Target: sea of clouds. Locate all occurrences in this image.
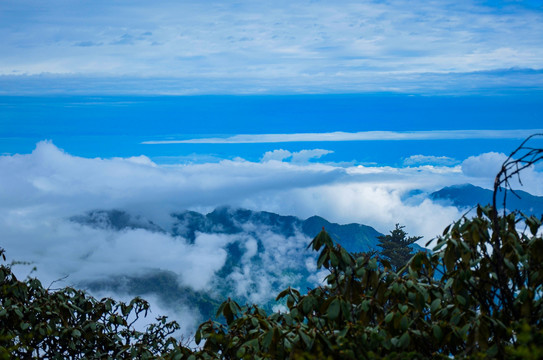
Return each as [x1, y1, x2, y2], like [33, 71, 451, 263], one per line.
[1, 140, 541, 338]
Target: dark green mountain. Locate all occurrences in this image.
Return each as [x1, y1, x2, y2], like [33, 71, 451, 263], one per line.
[171, 206, 382, 253]
[301, 215, 382, 253]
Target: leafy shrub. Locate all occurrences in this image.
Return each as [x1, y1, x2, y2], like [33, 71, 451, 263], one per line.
[0, 251, 185, 359]
[192, 208, 543, 359]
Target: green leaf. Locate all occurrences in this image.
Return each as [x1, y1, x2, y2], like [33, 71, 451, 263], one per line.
[287, 295, 295, 309]
[400, 316, 409, 331]
[503, 258, 515, 271]
[399, 332, 410, 348]
[487, 344, 498, 357]
[340, 249, 352, 266]
[299, 330, 314, 349]
[444, 248, 456, 271]
[14, 308, 23, 318]
[459, 324, 470, 339]
[329, 252, 339, 267]
[327, 298, 340, 320]
[302, 296, 315, 314]
[262, 330, 274, 349]
[236, 346, 246, 357]
[430, 299, 441, 313]
[215, 301, 226, 317]
[275, 288, 290, 301]
[385, 312, 394, 323]
[251, 317, 259, 327]
[432, 325, 443, 341]
[243, 338, 260, 352]
[317, 251, 328, 269]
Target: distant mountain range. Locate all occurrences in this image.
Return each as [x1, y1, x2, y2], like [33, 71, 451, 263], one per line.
[169, 207, 383, 253]
[430, 184, 543, 216]
[69, 184, 542, 322]
[70, 207, 384, 319]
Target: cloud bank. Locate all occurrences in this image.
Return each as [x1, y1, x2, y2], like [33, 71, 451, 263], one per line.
[3, 141, 542, 247]
[1, 0, 542, 93]
[1, 141, 542, 335]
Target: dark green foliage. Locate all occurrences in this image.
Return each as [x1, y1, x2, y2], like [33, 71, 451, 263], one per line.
[83, 270, 222, 321]
[0, 251, 186, 359]
[377, 224, 422, 271]
[189, 209, 543, 359]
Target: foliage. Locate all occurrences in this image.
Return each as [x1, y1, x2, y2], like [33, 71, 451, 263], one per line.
[377, 224, 422, 271]
[187, 209, 542, 359]
[0, 250, 186, 359]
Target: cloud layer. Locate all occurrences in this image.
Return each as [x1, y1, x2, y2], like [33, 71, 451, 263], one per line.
[3, 141, 542, 242]
[1, 141, 542, 335]
[1, 0, 542, 93]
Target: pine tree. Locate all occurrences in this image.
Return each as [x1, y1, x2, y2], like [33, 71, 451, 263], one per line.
[377, 224, 422, 271]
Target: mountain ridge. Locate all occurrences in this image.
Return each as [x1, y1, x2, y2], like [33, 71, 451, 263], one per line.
[430, 183, 543, 215]
[70, 207, 386, 320]
[73, 206, 384, 253]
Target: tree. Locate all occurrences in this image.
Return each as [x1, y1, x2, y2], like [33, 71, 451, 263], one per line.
[0, 250, 186, 359]
[377, 224, 422, 272]
[190, 207, 543, 359]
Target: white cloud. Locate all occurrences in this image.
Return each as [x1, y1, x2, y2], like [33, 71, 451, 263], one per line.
[461, 152, 508, 178]
[1, 0, 542, 93]
[2, 141, 540, 249]
[262, 149, 292, 162]
[261, 148, 333, 163]
[461, 151, 543, 194]
[143, 129, 543, 144]
[241, 182, 463, 245]
[404, 154, 459, 166]
[291, 149, 333, 163]
[1, 141, 542, 336]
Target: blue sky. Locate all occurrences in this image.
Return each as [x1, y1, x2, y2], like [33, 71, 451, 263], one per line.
[1, 94, 542, 166]
[1, 0, 542, 94]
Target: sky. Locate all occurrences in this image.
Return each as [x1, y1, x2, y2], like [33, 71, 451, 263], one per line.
[1, 0, 543, 94]
[1, 0, 543, 339]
